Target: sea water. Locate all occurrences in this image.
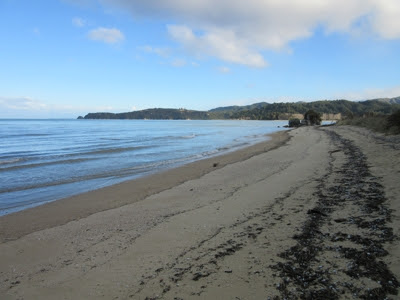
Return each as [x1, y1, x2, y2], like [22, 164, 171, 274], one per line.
[0, 119, 288, 215]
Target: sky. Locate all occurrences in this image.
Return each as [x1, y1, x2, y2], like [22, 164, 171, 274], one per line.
[1, 0, 400, 118]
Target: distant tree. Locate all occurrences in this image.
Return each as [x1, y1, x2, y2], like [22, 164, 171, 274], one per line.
[344, 109, 354, 120]
[304, 110, 322, 125]
[288, 118, 301, 127]
[386, 109, 400, 130]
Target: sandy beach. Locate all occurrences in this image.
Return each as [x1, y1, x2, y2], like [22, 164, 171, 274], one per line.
[0, 125, 399, 299]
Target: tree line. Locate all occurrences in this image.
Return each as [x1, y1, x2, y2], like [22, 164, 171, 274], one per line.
[81, 98, 400, 120]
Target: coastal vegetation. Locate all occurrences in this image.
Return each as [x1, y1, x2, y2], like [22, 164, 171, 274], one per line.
[337, 109, 400, 135]
[303, 109, 322, 125]
[80, 97, 400, 121]
[288, 110, 322, 127]
[288, 118, 301, 128]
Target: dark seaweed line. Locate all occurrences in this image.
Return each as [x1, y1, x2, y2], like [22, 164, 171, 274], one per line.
[271, 129, 399, 300]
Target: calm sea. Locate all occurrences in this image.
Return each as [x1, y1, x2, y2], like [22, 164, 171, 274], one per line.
[0, 119, 288, 215]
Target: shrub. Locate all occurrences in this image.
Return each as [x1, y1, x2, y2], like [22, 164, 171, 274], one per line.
[304, 110, 322, 125]
[386, 110, 400, 128]
[288, 118, 301, 127]
[386, 110, 400, 134]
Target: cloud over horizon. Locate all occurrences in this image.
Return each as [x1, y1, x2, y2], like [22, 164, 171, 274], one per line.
[0, 96, 128, 118]
[101, 0, 400, 67]
[0, 97, 47, 111]
[333, 85, 400, 101]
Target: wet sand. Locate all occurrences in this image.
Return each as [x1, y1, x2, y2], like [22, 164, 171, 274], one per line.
[0, 126, 399, 299]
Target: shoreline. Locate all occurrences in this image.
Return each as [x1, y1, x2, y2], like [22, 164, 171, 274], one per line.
[1, 126, 398, 299]
[0, 119, 289, 218]
[0, 130, 290, 242]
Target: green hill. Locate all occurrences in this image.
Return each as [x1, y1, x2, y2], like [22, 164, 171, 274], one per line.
[81, 97, 400, 120]
[83, 108, 210, 120]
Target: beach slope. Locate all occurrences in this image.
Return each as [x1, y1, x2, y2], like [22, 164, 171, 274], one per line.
[0, 126, 399, 299]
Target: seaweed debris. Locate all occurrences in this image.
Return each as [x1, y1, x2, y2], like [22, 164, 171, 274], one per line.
[272, 129, 399, 299]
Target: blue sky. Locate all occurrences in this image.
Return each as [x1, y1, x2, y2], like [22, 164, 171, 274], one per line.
[1, 0, 400, 118]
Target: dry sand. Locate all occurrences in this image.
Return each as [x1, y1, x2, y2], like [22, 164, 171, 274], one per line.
[0, 125, 399, 299]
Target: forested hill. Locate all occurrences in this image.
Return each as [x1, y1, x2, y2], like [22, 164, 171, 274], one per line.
[83, 108, 210, 120]
[81, 97, 400, 120]
[213, 98, 400, 120]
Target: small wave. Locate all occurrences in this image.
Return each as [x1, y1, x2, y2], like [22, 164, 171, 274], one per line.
[0, 157, 96, 171]
[0, 160, 170, 194]
[52, 145, 152, 158]
[0, 146, 152, 171]
[0, 158, 25, 165]
[181, 134, 196, 139]
[0, 172, 108, 194]
[217, 146, 230, 151]
[153, 134, 198, 142]
[0, 133, 51, 139]
[22, 133, 51, 137]
[85, 145, 150, 156]
[217, 142, 249, 152]
[100, 137, 125, 141]
[0, 197, 43, 211]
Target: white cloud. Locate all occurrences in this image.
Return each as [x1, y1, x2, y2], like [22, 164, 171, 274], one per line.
[0, 96, 132, 118]
[333, 85, 400, 101]
[369, 0, 400, 39]
[99, 0, 400, 67]
[218, 66, 231, 74]
[167, 25, 267, 68]
[138, 46, 202, 68]
[88, 27, 125, 44]
[170, 58, 187, 67]
[138, 45, 170, 57]
[72, 17, 86, 27]
[0, 97, 47, 111]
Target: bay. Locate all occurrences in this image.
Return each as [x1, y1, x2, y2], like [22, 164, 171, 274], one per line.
[0, 119, 288, 215]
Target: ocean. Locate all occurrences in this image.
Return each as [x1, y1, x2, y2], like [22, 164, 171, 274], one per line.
[0, 119, 288, 215]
